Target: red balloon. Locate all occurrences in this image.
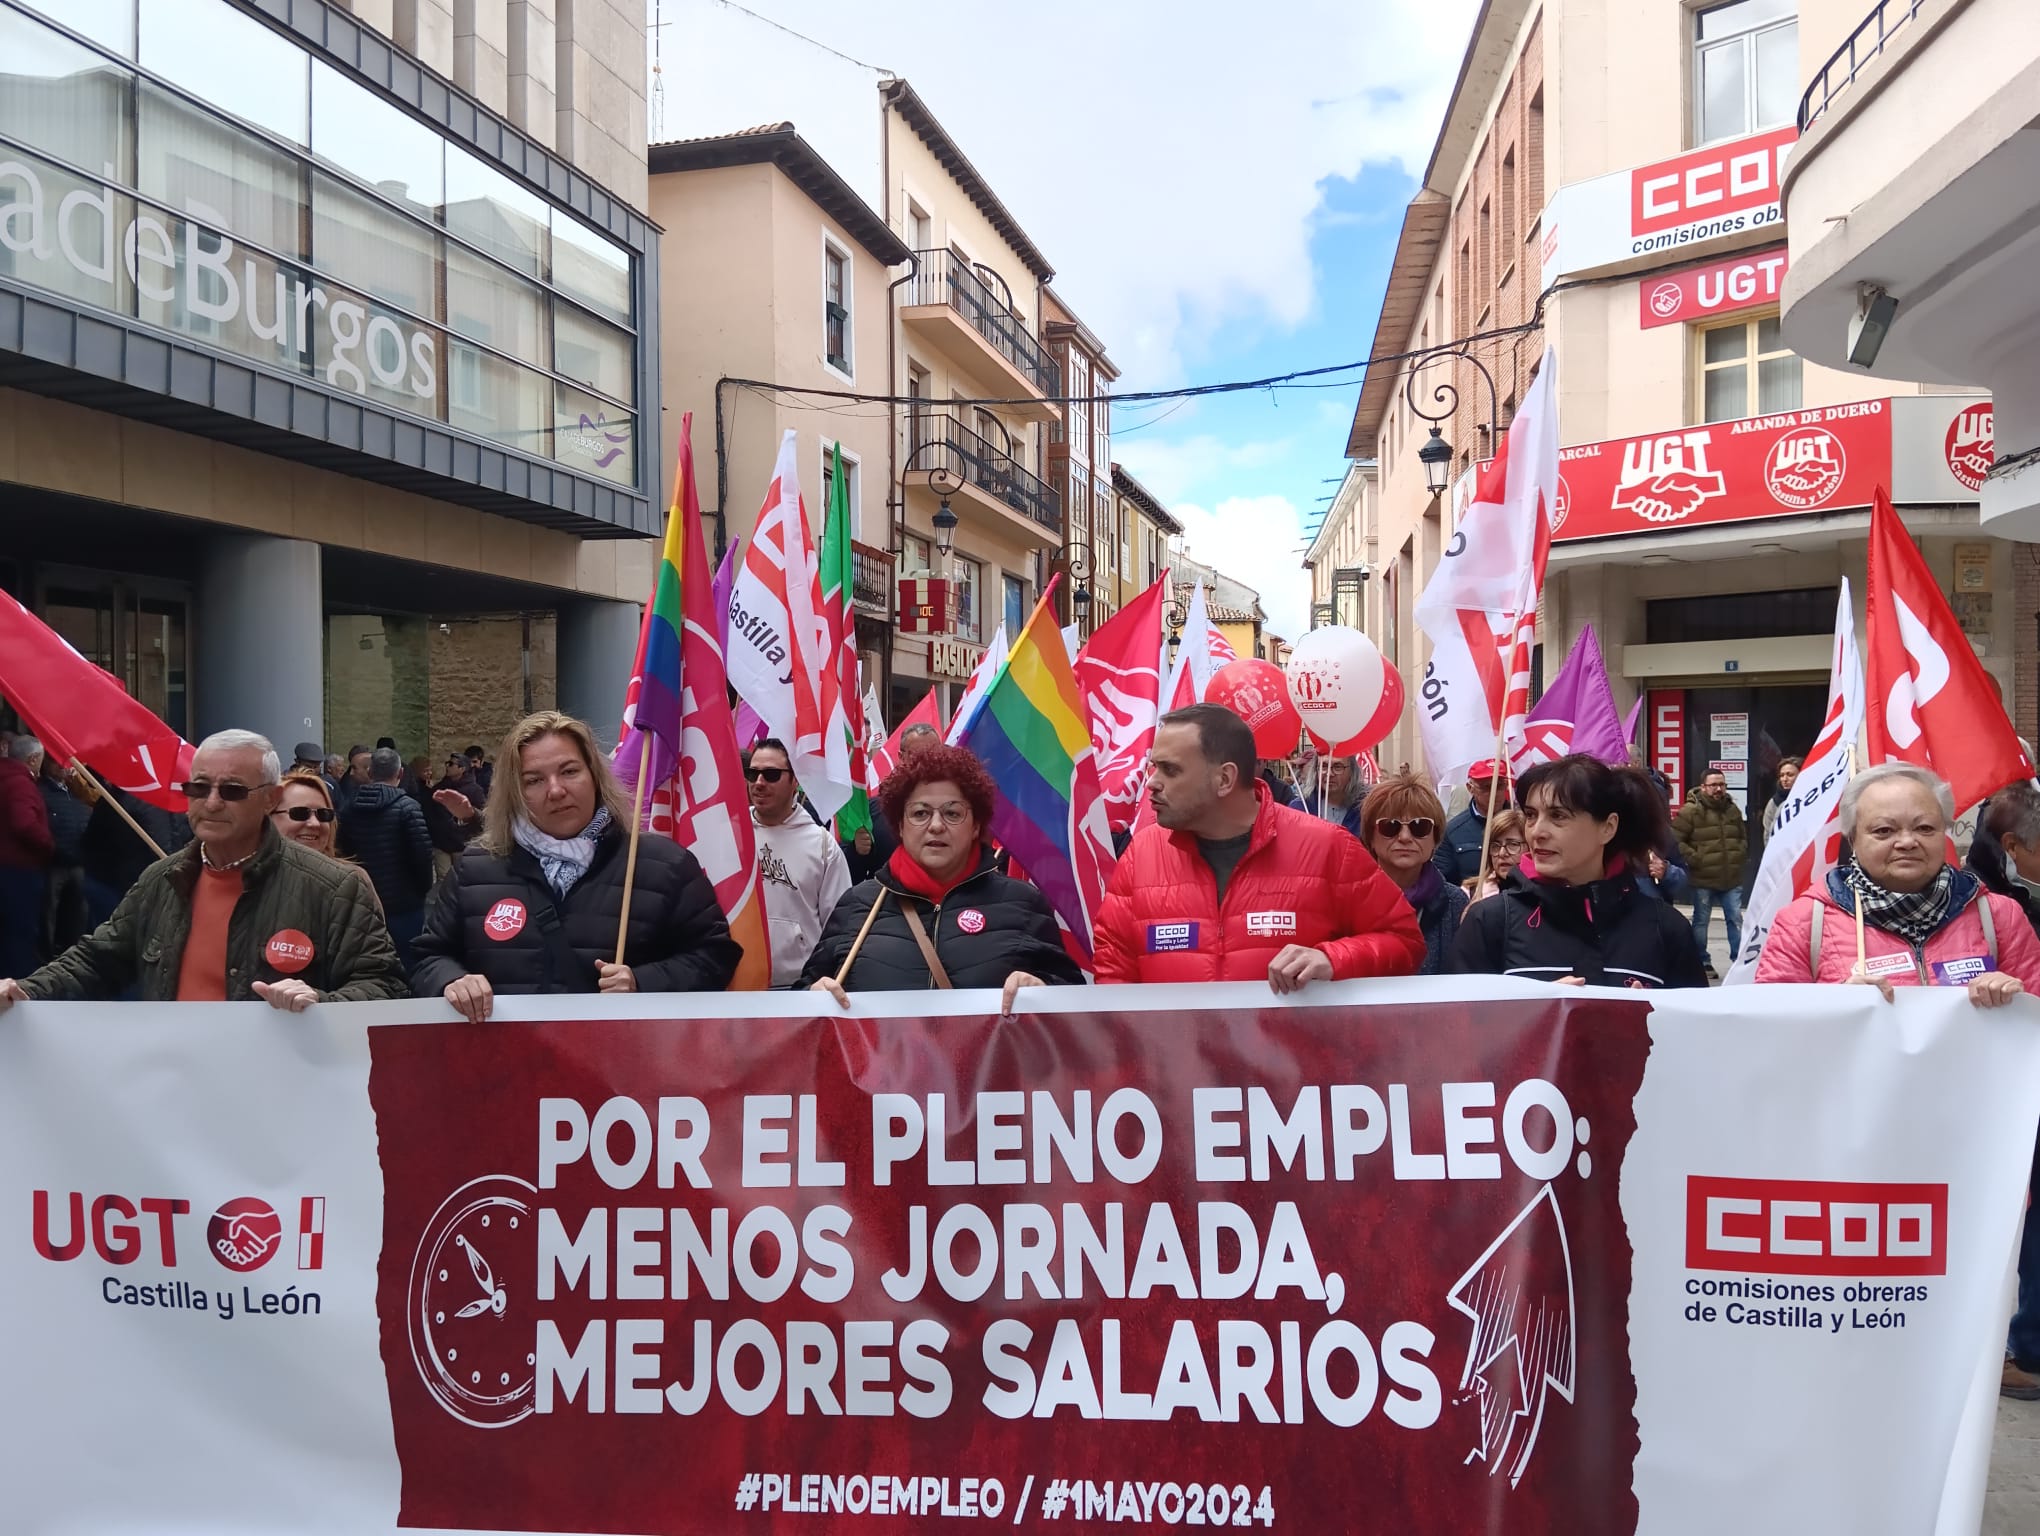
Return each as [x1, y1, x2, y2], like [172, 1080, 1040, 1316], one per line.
[1207, 658, 1305, 759]
[1331, 659, 1404, 754]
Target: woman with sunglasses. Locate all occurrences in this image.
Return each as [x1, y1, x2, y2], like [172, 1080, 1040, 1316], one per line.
[1359, 774, 1467, 975]
[1450, 753, 1709, 989]
[802, 744, 1083, 1009]
[270, 769, 381, 908]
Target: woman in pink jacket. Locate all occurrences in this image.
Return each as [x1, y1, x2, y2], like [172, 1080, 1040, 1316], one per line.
[1755, 763, 2040, 1002]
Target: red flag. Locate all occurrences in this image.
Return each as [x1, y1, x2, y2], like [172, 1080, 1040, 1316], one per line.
[0, 589, 194, 810]
[1075, 573, 1168, 833]
[1865, 487, 2031, 808]
[870, 691, 941, 788]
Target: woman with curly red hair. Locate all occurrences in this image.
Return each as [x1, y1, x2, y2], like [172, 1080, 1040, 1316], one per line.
[801, 743, 1084, 1008]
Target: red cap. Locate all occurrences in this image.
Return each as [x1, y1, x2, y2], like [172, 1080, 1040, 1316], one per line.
[1468, 761, 1501, 780]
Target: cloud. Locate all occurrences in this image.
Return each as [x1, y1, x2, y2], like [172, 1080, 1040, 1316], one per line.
[1111, 433, 1299, 507]
[1172, 494, 1313, 641]
[658, 0, 1478, 387]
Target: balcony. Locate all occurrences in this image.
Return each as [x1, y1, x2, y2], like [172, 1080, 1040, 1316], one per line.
[851, 541, 895, 616]
[906, 411, 1062, 546]
[901, 250, 1062, 422]
[1779, 0, 2040, 531]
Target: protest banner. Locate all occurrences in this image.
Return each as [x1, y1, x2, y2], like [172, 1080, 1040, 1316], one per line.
[2, 980, 2036, 1534]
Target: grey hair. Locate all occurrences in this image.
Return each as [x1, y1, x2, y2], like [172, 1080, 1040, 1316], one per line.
[1838, 762, 1955, 837]
[6, 734, 42, 763]
[369, 746, 404, 781]
[195, 729, 283, 786]
[1984, 782, 2040, 851]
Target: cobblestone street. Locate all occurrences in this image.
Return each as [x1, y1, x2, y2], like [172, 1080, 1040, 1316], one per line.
[1988, 1395, 2040, 1533]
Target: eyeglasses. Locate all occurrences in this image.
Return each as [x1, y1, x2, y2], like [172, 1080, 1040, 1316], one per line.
[273, 805, 336, 824]
[905, 803, 971, 828]
[1494, 838, 1527, 854]
[744, 766, 788, 784]
[1372, 817, 1437, 840]
[176, 780, 254, 803]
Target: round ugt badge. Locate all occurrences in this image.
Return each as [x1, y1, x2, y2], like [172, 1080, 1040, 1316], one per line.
[407, 1176, 537, 1427]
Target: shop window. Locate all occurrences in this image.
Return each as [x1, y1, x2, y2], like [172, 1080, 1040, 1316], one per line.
[823, 240, 851, 376]
[904, 534, 931, 575]
[954, 556, 983, 643]
[1003, 573, 1026, 634]
[1697, 313, 1800, 422]
[1693, 0, 1797, 146]
[820, 444, 860, 528]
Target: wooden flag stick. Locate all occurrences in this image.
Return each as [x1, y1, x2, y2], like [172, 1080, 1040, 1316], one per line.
[1472, 717, 1509, 895]
[68, 758, 165, 861]
[1851, 744, 1867, 972]
[834, 888, 890, 986]
[614, 732, 654, 966]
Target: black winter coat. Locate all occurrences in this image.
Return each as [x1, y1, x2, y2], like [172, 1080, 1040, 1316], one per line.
[339, 783, 435, 916]
[798, 859, 1086, 992]
[409, 825, 742, 997]
[1433, 804, 1490, 885]
[1449, 866, 1708, 989]
[39, 774, 93, 867]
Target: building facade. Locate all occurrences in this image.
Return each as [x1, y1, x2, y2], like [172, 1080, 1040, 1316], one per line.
[1111, 462, 1181, 614]
[1346, 0, 2020, 811]
[1042, 288, 1117, 638]
[0, 0, 657, 765]
[880, 80, 1062, 724]
[649, 124, 908, 711]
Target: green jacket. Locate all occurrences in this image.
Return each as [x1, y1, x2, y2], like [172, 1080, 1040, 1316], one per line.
[22, 824, 407, 1004]
[1672, 790, 1749, 892]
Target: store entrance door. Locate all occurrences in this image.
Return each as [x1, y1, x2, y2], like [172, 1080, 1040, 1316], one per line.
[32, 567, 192, 738]
[1678, 683, 1829, 889]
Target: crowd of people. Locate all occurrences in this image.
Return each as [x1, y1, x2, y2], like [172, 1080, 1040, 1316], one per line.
[3, 700, 2038, 1400]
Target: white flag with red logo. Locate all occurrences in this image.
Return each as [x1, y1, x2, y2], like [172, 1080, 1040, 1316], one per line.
[1725, 579, 1863, 986]
[726, 431, 853, 820]
[1075, 572, 1169, 833]
[1413, 347, 1558, 790]
[1160, 581, 1226, 712]
[1866, 487, 2032, 811]
[944, 624, 1009, 745]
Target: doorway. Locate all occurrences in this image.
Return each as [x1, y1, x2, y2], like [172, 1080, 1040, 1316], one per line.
[1678, 682, 1829, 889]
[33, 567, 192, 738]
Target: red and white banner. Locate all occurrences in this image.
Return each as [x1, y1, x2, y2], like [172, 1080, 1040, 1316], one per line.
[1554, 400, 1890, 543]
[1637, 246, 1788, 329]
[3, 983, 2037, 1533]
[1648, 691, 1686, 805]
[1549, 126, 1796, 277]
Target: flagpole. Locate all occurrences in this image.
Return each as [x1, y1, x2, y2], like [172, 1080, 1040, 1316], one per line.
[68, 758, 165, 861]
[614, 731, 653, 966]
[1850, 743, 1867, 974]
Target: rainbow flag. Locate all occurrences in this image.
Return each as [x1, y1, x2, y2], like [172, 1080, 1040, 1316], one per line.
[615, 414, 772, 989]
[958, 585, 1117, 962]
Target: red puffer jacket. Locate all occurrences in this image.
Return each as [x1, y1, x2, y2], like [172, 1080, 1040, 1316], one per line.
[1094, 783, 1426, 984]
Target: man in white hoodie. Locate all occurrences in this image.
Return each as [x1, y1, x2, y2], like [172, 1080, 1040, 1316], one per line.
[746, 739, 852, 987]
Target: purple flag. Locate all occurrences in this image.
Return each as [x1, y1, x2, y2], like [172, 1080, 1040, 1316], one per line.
[1622, 694, 1644, 749]
[1512, 625, 1630, 770]
[712, 534, 742, 654]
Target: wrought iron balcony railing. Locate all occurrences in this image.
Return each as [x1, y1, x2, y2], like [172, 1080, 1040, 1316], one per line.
[906, 249, 1062, 398]
[910, 411, 1061, 534]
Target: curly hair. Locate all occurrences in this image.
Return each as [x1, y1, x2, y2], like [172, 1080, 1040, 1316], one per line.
[877, 743, 996, 834]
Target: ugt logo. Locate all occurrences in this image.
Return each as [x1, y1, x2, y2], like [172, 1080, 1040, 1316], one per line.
[33, 1191, 327, 1271]
[1611, 430, 1727, 524]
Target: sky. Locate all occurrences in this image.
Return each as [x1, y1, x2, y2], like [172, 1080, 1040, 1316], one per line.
[653, 0, 1479, 639]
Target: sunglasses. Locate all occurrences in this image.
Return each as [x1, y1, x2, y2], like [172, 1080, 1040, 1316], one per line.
[176, 780, 254, 803]
[1372, 817, 1437, 840]
[273, 805, 336, 824]
[744, 766, 788, 783]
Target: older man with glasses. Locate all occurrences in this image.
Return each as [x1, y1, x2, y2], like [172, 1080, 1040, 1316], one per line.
[0, 729, 406, 1012]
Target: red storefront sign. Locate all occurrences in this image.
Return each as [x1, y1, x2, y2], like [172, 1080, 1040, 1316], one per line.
[1638, 246, 1789, 329]
[1552, 400, 1891, 543]
[1630, 126, 1797, 246]
[1944, 401, 1994, 492]
[896, 577, 954, 635]
[1649, 692, 1685, 804]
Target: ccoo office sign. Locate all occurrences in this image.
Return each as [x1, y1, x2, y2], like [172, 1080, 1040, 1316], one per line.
[1548, 126, 1797, 278]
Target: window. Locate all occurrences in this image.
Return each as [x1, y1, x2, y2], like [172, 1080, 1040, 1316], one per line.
[1068, 353, 1090, 460]
[1478, 197, 1492, 303]
[1455, 239, 1471, 339]
[908, 363, 931, 450]
[821, 444, 860, 528]
[1500, 149, 1517, 267]
[1527, 90, 1545, 220]
[823, 241, 851, 376]
[1698, 313, 1800, 421]
[1093, 393, 1109, 477]
[1693, 0, 1797, 145]
[954, 556, 983, 642]
[1070, 467, 1090, 538]
[908, 200, 932, 252]
[1003, 573, 1026, 634]
[905, 534, 931, 575]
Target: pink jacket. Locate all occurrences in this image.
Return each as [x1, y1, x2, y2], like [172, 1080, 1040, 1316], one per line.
[1755, 885, 2040, 990]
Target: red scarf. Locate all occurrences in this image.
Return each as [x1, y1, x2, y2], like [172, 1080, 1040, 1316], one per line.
[888, 844, 981, 902]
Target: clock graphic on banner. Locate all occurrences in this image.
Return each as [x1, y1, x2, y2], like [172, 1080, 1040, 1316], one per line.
[407, 1175, 538, 1428]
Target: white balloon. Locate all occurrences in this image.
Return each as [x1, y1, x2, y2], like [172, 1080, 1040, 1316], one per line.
[1285, 626, 1386, 746]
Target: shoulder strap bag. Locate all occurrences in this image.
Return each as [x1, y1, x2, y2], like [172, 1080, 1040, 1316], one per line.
[899, 901, 955, 990]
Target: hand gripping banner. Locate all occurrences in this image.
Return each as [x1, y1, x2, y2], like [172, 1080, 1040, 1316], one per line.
[2, 980, 2037, 1534]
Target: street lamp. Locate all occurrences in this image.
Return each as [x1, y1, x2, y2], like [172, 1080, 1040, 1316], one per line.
[1417, 428, 1453, 496]
[902, 436, 964, 562]
[1402, 345, 1502, 499]
[1063, 541, 1093, 620]
[931, 497, 958, 557]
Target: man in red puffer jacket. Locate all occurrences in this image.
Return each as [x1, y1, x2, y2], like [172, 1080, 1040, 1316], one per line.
[1095, 704, 1425, 988]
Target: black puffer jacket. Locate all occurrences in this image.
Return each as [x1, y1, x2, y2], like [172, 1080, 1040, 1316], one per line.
[1449, 865, 1707, 989]
[799, 857, 1086, 992]
[339, 783, 435, 916]
[1966, 833, 2040, 939]
[409, 824, 742, 996]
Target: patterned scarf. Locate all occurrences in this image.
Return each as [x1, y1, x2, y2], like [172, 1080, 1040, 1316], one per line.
[513, 805, 612, 897]
[1841, 860, 1955, 950]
